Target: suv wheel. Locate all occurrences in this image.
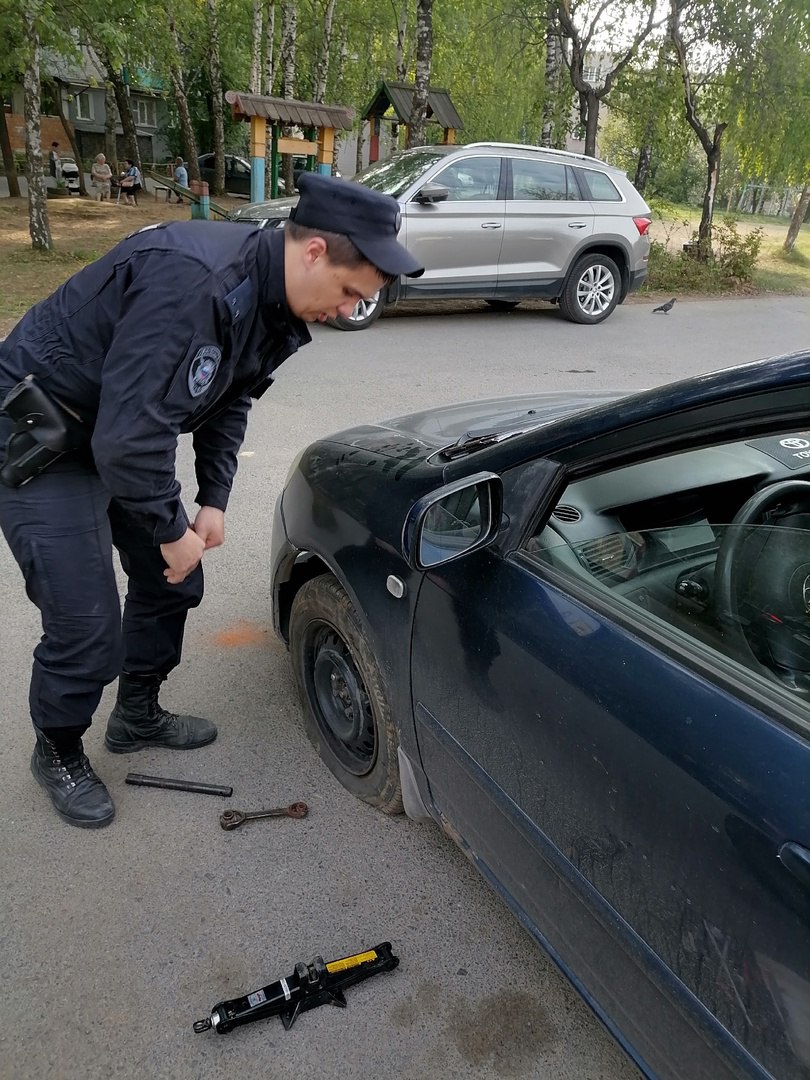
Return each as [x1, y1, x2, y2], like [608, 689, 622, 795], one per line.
[560, 254, 620, 324]
[326, 289, 385, 331]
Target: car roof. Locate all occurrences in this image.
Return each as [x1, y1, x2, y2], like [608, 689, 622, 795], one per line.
[452, 142, 623, 173]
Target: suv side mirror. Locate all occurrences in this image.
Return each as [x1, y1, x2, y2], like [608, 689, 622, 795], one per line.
[402, 472, 503, 570]
[414, 182, 449, 204]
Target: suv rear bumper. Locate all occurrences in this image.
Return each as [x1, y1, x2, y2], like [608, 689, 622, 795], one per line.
[628, 267, 648, 294]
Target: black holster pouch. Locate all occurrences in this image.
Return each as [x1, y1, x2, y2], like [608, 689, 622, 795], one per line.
[0, 376, 89, 488]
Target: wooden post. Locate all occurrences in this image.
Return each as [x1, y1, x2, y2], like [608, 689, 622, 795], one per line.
[442, 128, 456, 145]
[369, 116, 380, 163]
[190, 179, 210, 219]
[317, 126, 335, 175]
[270, 124, 280, 198]
[249, 114, 266, 203]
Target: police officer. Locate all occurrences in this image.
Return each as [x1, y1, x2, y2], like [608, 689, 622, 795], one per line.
[0, 173, 424, 829]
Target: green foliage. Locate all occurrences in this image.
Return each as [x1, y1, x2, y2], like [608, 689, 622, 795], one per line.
[712, 216, 764, 281]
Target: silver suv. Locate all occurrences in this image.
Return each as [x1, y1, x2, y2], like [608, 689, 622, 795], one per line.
[230, 142, 652, 330]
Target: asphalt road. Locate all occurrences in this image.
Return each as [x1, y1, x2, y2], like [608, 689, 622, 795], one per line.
[1, 295, 808, 1080]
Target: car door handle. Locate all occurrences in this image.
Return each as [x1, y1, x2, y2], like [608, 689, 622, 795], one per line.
[480, 222, 503, 229]
[778, 842, 810, 888]
[567, 222, 588, 229]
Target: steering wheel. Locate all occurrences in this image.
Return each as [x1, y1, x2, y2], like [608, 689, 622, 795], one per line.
[714, 479, 810, 693]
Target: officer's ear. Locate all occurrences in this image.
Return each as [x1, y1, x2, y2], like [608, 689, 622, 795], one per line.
[300, 235, 329, 267]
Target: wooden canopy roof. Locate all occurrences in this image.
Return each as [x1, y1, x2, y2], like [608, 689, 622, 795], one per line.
[225, 91, 354, 130]
[362, 81, 464, 130]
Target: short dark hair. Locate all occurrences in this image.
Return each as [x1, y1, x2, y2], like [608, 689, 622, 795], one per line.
[285, 220, 395, 286]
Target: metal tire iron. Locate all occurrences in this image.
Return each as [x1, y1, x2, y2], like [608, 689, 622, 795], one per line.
[193, 942, 399, 1033]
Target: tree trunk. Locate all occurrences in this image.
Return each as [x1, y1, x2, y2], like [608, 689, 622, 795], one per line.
[395, 0, 408, 81]
[784, 185, 810, 253]
[279, 0, 297, 192]
[250, 0, 263, 94]
[22, 7, 52, 251]
[540, 11, 564, 148]
[104, 83, 117, 168]
[207, 0, 225, 196]
[50, 80, 87, 195]
[756, 186, 770, 215]
[355, 120, 364, 172]
[0, 103, 21, 198]
[669, 2, 726, 260]
[264, 0, 276, 94]
[406, 0, 433, 148]
[698, 146, 722, 251]
[583, 91, 599, 157]
[104, 56, 141, 169]
[169, 18, 200, 180]
[313, 0, 337, 102]
[634, 144, 653, 194]
[169, 64, 200, 180]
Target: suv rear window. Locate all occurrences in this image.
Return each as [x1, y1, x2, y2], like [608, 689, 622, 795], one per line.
[510, 160, 580, 201]
[579, 169, 623, 201]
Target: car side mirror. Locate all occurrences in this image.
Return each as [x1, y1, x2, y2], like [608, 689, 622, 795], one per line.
[402, 472, 503, 570]
[414, 182, 450, 204]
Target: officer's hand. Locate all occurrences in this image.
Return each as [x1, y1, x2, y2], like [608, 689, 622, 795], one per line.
[160, 529, 206, 584]
[192, 506, 226, 550]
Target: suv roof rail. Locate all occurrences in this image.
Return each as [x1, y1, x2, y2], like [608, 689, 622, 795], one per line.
[462, 141, 613, 168]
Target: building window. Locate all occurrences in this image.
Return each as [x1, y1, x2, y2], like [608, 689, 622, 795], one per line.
[133, 98, 156, 127]
[74, 93, 92, 121]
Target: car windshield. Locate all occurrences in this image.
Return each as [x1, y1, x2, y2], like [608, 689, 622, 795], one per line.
[352, 149, 450, 197]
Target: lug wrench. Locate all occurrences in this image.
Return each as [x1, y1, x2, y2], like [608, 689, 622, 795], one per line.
[220, 802, 309, 830]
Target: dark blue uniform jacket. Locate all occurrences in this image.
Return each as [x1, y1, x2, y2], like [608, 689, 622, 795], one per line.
[0, 221, 310, 544]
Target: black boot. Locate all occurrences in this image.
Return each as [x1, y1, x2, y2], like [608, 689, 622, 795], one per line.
[104, 673, 217, 753]
[31, 730, 115, 829]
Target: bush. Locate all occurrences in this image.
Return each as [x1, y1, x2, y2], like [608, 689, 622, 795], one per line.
[712, 217, 763, 283]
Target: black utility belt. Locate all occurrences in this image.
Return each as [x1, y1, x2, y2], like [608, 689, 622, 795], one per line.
[0, 376, 89, 488]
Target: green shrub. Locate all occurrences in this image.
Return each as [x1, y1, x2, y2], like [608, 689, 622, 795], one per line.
[712, 217, 763, 283]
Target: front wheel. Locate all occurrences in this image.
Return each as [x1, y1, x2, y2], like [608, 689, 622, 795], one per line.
[326, 289, 385, 331]
[559, 254, 620, 324]
[289, 575, 403, 812]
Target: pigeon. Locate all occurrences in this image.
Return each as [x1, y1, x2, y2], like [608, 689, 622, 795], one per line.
[653, 297, 676, 313]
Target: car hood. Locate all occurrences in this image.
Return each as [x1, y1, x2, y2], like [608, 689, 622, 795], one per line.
[379, 390, 628, 446]
[230, 196, 298, 222]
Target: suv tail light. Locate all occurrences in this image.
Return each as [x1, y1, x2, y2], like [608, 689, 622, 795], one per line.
[633, 216, 651, 236]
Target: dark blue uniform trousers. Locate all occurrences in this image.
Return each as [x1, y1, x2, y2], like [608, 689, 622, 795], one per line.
[0, 455, 203, 732]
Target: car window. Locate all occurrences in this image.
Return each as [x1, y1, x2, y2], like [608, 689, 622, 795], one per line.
[431, 156, 502, 201]
[579, 168, 623, 201]
[520, 439, 810, 720]
[353, 148, 450, 198]
[510, 159, 576, 201]
[231, 159, 250, 177]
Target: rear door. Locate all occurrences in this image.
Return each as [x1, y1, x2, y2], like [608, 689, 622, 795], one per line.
[401, 155, 506, 293]
[496, 159, 593, 298]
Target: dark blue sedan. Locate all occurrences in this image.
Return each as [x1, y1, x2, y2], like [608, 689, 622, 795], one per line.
[271, 351, 810, 1080]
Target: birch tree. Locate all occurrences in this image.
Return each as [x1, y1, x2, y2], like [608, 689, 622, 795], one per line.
[21, 3, 51, 251]
[250, 0, 264, 93]
[279, 0, 297, 191]
[555, 0, 662, 157]
[168, 16, 200, 180]
[313, 0, 337, 101]
[206, 0, 225, 195]
[406, 0, 433, 147]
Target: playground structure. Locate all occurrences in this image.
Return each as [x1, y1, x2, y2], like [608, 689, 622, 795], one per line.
[362, 81, 464, 163]
[224, 91, 354, 202]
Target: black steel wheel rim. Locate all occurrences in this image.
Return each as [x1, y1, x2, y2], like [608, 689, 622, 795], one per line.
[305, 623, 376, 775]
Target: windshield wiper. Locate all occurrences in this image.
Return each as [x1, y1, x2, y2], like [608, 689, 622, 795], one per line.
[439, 429, 524, 460]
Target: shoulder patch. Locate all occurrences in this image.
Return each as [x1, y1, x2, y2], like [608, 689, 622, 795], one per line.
[188, 345, 221, 397]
